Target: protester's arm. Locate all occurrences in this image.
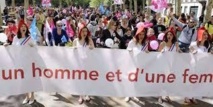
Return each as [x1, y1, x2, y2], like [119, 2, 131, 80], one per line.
[189, 41, 197, 53]
[126, 39, 134, 51]
[89, 38, 95, 49]
[171, 16, 185, 28]
[73, 38, 77, 47]
[158, 42, 165, 52]
[204, 23, 208, 30]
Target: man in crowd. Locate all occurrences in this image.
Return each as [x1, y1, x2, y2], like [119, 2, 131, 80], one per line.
[170, 13, 197, 52]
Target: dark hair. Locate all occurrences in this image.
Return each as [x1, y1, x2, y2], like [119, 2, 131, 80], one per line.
[90, 14, 96, 21]
[6, 18, 15, 24]
[17, 25, 30, 39]
[164, 31, 176, 44]
[79, 26, 91, 45]
[197, 30, 210, 49]
[135, 28, 147, 45]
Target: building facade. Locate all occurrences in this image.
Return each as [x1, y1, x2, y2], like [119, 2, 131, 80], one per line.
[167, 0, 209, 19]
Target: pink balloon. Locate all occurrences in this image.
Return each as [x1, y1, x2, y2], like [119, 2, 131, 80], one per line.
[150, 40, 159, 50]
[158, 33, 165, 41]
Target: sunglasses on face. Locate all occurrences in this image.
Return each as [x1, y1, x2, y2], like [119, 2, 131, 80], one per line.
[189, 21, 194, 23]
[57, 25, 62, 27]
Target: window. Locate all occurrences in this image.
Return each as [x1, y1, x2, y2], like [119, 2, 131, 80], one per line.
[190, 6, 198, 17]
[184, 6, 188, 14]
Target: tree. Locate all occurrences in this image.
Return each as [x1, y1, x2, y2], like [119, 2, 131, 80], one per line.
[176, 0, 181, 16]
[90, 0, 110, 8]
[205, 0, 213, 23]
[133, 0, 137, 13]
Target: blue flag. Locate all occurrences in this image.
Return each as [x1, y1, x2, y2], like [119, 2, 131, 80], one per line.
[99, 4, 105, 14]
[61, 35, 67, 43]
[30, 18, 37, 41]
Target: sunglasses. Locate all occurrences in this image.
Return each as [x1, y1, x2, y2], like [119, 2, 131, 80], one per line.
[57, 25, 62, 27]
[189, 21, 194, 23]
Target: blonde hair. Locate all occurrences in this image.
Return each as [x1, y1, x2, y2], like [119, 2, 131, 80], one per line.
[107, 20, 115, 30]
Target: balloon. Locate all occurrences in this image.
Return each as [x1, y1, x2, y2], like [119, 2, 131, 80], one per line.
[105, 38, 114, 48]
[136, 22, 144, 28]
[150, 40, 159, 50]
[158, 33, 165, 41]
[0, 33, 8, 43]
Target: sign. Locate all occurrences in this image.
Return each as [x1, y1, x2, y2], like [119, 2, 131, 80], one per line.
[0, 46, 213, 97]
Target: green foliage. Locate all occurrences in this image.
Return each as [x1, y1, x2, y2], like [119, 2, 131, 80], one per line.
[89, 0, 110, 8]
[50, 0, 90, 7]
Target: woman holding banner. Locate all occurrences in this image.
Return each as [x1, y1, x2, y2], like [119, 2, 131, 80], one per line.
[158, 30, 180, 53]
[73, 26, 94, 104]
[4, 19, 37, 105]
[125, 26, 148, 102]
[157, 30, 180, 103]
[184, 28, 212, 104]
[126, 26, 148, 52]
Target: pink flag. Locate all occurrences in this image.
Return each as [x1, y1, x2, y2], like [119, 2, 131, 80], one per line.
[66, 21, 74, 38]
[148, 0, 168, 13]
[27, 6, 34, 16]
[42, 0, 51, 7]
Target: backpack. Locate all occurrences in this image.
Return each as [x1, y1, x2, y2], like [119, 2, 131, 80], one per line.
[182, 25, 195, 41]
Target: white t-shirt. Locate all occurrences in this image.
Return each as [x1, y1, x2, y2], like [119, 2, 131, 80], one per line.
[127, 39, 148, 51]
[189, 41, 208, 53]
[12, 36, 36, 46]
[162, 44, 177, 52]
[73, 38, 89, 48]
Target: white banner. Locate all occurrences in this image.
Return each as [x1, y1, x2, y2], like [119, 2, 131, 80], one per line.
[0, 46, 213, 97]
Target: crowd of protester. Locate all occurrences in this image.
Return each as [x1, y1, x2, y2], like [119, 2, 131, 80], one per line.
[1, 5, 213, 105]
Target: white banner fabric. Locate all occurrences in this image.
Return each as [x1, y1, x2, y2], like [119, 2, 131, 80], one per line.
[0, 46, 213, 97]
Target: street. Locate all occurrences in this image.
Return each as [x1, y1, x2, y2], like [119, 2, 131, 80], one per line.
[1, 92, 213, 107]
